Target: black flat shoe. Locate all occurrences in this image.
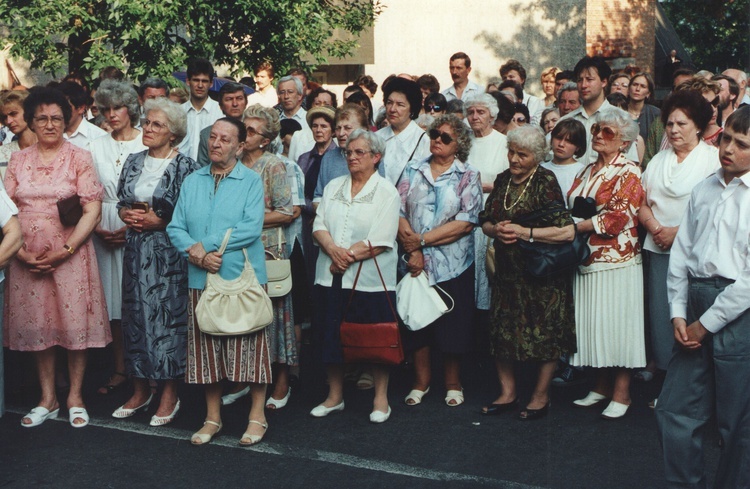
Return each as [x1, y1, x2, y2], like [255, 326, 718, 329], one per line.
[481, 398, 518, 415]
[518, 403, 549, 421]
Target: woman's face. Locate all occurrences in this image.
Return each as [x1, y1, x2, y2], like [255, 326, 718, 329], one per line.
[551, 134, 578, 162]
[590, 122, 624, 156]
[702, 91, 720, 127]
[141, 109, 175, 150]
[507, 142, 539, 181]
[385, 91, 412, 130]
[346, 137, 379, 175]
[243, 117, 269, 152]
[335, 115, 363, 147]
[542, 111, 560, 134]
[102, 105, 132, 133]
[542, 75, 556, 96]
[31, 103, 65, 146]
[429, 124, 459, 160]
[666, 108, 700, 151]
[1, 102, 27, 135]
[312, 92, 333, 108]
[466, 105, 493, 134]
[610, 76, 629, 96]
[311, 116, 333, 145]
[628, 76, 650, 102]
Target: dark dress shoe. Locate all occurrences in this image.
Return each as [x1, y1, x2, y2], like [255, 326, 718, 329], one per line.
[518, 403, 549, 421]
[481, 398, 518, 415]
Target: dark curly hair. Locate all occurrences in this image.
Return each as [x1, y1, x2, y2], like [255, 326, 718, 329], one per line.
[23, 87, 72, 127]
[660, 89, 714, 135]
[429, 114, 473, 162]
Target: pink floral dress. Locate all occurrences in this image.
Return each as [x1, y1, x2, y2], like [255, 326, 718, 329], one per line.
[3, 142, 111, 351]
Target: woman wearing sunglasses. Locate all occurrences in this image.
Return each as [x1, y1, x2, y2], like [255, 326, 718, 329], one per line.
[397, 114, 483, 408]
[565, 109, 645, 419]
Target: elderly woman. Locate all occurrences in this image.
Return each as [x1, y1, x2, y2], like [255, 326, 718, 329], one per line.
[377, 77, 431, 185]
[567, 109, 645, 419]
[540, 107, 561, 136]
[310, 130, 400, 422]
[4, 87, 110, 428]
[627, 73, 661, 142]
[464, 95, 509, 314]
[167, 117, 270, 446]
[90, 79, 147, 396]
[636, 90, 718, 386]
[398, 114, 483, 407]
[240, 104, 297, 410]
[110, 98, 200, 425]
[540, 67, 562, 107]
[0, 90, 37, 180]
[479, 125, 577, 420]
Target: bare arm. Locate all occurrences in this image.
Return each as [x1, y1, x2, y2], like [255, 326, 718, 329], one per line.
[263, 210, 294, 228]
[0, 216, 23, 268]
[32, 200, 101, 274]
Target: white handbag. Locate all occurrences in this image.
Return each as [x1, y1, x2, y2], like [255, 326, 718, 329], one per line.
[395, 271, 454, 331]
[195, 229, 274, 336]
[265, 227, 292, 298]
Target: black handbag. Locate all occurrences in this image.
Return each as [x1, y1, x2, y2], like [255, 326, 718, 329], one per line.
[514, 207, 591, 278]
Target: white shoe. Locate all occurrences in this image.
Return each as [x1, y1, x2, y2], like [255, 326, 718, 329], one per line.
[191, 420, 222, 445]
[21, 406, 59, 428]
[601, 400, 630, 420]
[221, 386, 250, 406]
[266, 387, 290, 410]
[404, 387, 430, 406]
[369, 406, 391, 423]
[573, 391, 607, 407]
[69, 407, 89, 428]
[149, 399, 181, 426]
[310, 401, 345, 417]
[112, 393, 154, 418]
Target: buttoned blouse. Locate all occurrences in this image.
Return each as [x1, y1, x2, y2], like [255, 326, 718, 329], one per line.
[377, 121, 430, 185]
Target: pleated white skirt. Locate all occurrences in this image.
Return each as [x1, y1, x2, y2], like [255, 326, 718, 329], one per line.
[569, 262, 646, 368]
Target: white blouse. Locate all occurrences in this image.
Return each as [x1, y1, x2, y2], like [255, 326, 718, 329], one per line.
[133, 154, 172, 204]
[642, 142, 719, 254]
[377, 121, 430, 185]
[465, 130, 508, 201]
[313, 172, 400, 291]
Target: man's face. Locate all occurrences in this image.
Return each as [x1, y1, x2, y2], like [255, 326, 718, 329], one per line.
[557, 90, 581, 116]
[449, 59, 471, 85]
[278, 80, 302, 113]
[577, 67, 606, 105]
[141, 87, 168, 103]
[254, 70, 272, 91]
[208, 121, 243, 165]
[719, 126, 750, 182]
[673, 74, 693, 91]
[717, 79, 732, 109]
[554, 77, 570, 95]
[219, 90, 247, 119]
[188, 74, 211, 102]
[66, 101, 86, 130]
[501, 69, 525, 87]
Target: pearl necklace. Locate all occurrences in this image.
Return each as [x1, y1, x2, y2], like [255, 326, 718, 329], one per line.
[503, 168, 537, 211]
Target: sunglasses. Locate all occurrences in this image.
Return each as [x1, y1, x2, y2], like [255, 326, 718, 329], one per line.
[708, 97, 720, 107]
[425, 105, 442, 112]
[429, 129, 454, 144]
[590, 123, 619, 141]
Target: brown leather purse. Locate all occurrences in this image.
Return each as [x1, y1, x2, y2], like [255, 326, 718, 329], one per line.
[339, 244, 403, 365]
[57, 194, 83, 227]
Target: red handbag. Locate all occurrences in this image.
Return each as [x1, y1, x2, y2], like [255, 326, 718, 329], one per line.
[340, 244, 404, 365]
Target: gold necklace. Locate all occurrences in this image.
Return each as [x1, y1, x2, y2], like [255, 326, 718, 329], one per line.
[503, 168, 537, 211]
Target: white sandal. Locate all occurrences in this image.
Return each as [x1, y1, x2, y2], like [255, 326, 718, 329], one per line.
[445, 389, 464, 407]
[404, 387, 430, 406]
[21, 406, 59, 428]
[191, 420, 222, 445]
[69, 407, 90, 428]
[239, 419, 268, 446]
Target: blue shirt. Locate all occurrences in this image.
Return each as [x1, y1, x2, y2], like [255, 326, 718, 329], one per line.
[167, 162, 267, 289]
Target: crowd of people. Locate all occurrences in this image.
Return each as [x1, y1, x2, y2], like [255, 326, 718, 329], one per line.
[1, 51, 749, 488]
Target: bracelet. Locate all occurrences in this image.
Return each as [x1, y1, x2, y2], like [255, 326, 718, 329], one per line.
[63, 244, 75, 255]
[528, 228, 535, 243]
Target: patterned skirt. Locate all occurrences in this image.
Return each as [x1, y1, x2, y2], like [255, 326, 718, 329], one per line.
[185, 289, 272, 384]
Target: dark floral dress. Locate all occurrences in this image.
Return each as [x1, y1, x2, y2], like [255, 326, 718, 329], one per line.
[479, 166, 576, 361]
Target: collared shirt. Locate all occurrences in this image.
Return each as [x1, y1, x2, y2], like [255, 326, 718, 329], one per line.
[397, 156, 483, 285]
[523, 91, 545, 126]
[280, 107, 308, 130]
[247, 87, 279, 108]
[667, 170, 750, 333]
[442, 80, 484, 102]
[178, 98, 223, 161]
[64, 118, 107, 151]
[377, 121, 431, 185]
[560, 99, 640, 165]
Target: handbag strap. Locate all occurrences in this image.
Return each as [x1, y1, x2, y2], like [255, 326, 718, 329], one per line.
[344, 242, 397, 321]
[218, 228, 251, 265]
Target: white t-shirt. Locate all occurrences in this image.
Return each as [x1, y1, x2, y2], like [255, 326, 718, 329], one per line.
[465, 130, 508, 201]
[541, 161, 585, 204]
[133, 154, 173, 205]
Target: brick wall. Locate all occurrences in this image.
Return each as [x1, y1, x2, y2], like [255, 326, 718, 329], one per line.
[586, 0, 656, 74]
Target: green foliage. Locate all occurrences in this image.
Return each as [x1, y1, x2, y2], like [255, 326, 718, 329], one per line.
[662, 0, 750, 71]
[0, 0, 382, 82]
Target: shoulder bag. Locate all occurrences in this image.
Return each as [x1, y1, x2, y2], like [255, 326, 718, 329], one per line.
[396, 269, 454, 331]
[196, 229, 274, 336]
[340, 243, 404, 365]
[57, 194, 83, 227]
[265, 226, 292, 297]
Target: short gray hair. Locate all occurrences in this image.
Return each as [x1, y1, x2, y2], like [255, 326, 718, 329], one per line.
[347, 128, 386, 158]
[556, 81, 580, 101]
[143, 97, 187, 145]
[242, 104, 281, 147]
[595, 107, 639, 146]
[277, 75, 304, 95]
[463, 93, 499, 118]
[95, 79, 141, 127]
[430, 114, 473, 162]
[138, 77, 169, 98]
[506, 125, 547, 163]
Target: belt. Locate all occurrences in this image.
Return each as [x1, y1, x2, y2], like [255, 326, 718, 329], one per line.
[688, 275, 735, 287]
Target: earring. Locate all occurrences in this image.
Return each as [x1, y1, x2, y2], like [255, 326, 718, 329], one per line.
[259, 144, 264, 149]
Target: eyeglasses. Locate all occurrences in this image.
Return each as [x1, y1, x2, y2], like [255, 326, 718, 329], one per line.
[143, 119, 168, 131]
[425, 105, 442, 113]
[591, 123, 619, 140]
[428, 129, 454, 144]
[33, 116, 65, 127]
[611, 82, 629, 89]
[708, 97, 720, 107]
[344, 148, 372, 159]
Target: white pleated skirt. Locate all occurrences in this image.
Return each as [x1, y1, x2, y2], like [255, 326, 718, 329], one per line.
[569, 262, 646, 368]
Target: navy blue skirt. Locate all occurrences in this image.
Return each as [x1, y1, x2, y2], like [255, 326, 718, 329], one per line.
[313, 274, 397, 364]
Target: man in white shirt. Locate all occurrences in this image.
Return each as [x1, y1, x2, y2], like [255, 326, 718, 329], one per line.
[560, 56, 639, 164]
[656, 106, 750, 489]
[280, 75, 312, 163]
[442, 52, 483, 102]
[58, 81, 106, 151]
[178, 58, 224, 161]
[247, 61, 278, 108]
[499, 59, 544, 124]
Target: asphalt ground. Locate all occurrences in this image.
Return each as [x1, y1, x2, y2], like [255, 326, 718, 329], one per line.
[1, 339, 720, 489]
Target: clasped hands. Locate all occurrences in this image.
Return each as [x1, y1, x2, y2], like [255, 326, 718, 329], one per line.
[327, 244, 355, 275]
[490, 220, 525, 245]
[673, 317, 708, 350]
[17, 246, 69, 274]
[187, 242, 222, 274]
[120, 208, 165, 234]
[651, 225, 677, 251]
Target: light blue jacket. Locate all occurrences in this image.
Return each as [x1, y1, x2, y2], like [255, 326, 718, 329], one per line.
[167, 162, 267, 289]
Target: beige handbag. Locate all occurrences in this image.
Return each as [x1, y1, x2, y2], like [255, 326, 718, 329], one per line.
[485, 236, 496, 277]
[196, 229, 273, 336]
[265, 227, 292, 298]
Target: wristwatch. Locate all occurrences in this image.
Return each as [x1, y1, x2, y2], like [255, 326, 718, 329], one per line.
[529, 228, 535, 243]
[420, 234, 426, 248]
